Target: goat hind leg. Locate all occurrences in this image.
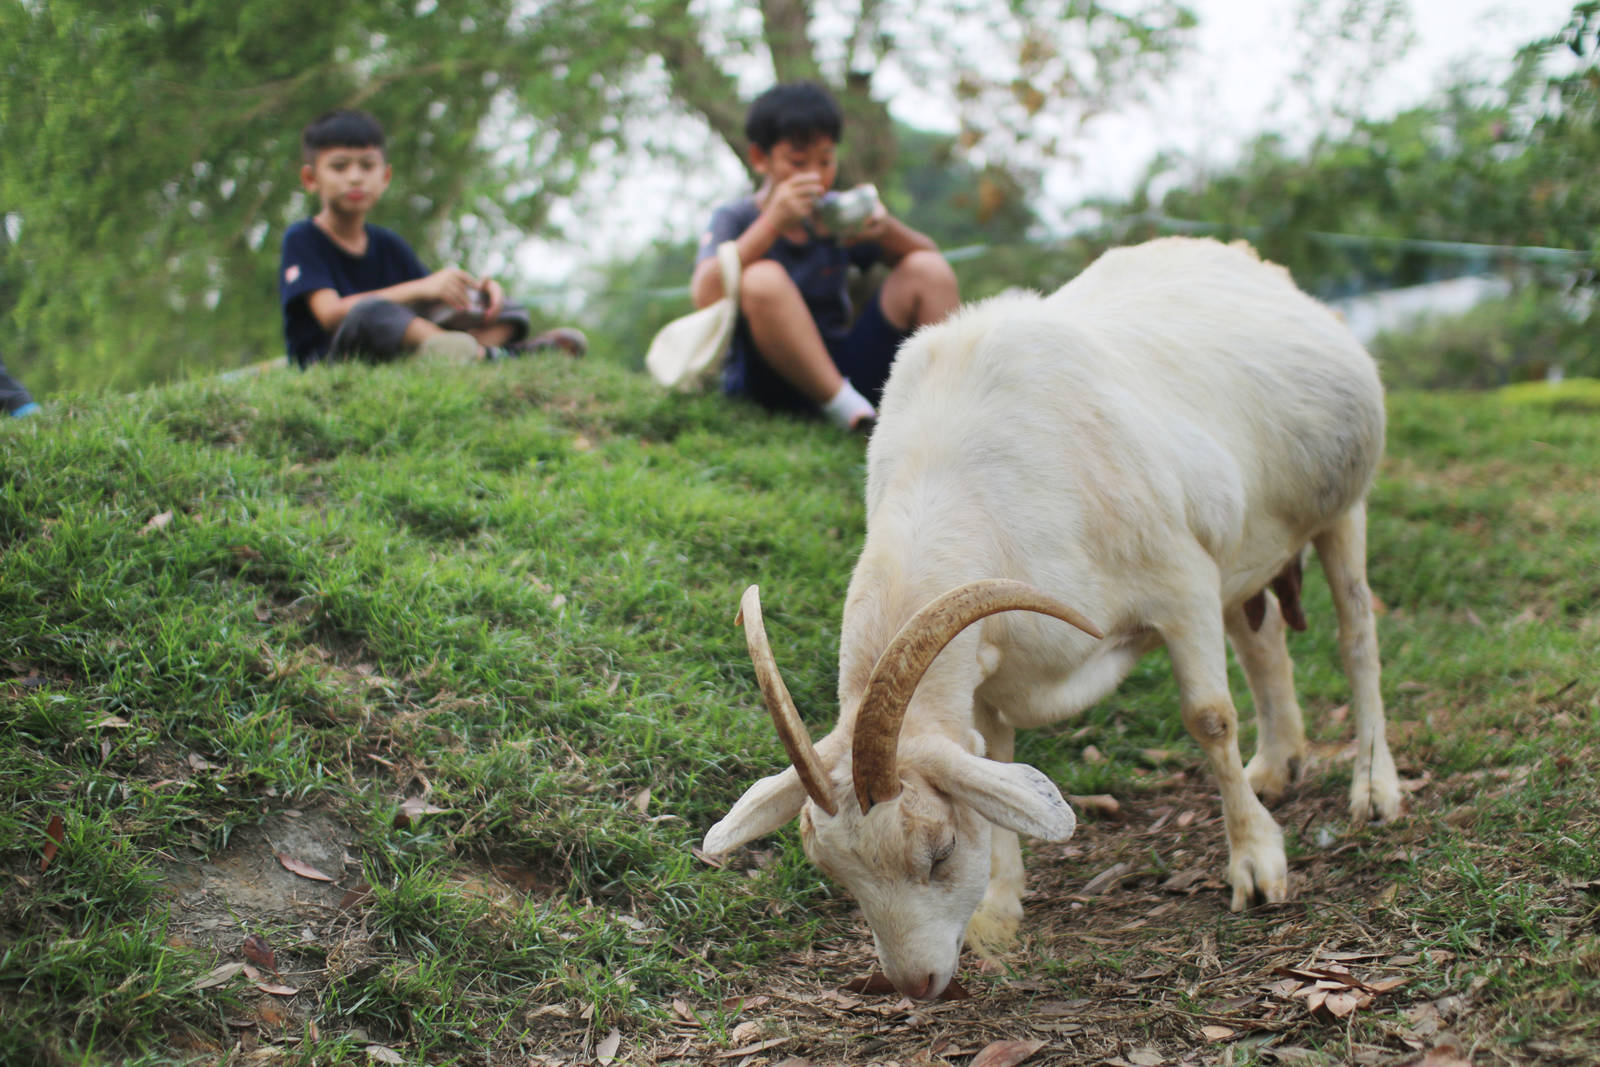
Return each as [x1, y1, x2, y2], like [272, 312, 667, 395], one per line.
[1226, 593, 1309, 803]
[1314, 503, 1400, 823]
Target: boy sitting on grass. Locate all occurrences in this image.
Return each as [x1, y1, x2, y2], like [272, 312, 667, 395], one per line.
[690, 82, 959, 432]
[279, 108, 585, 370]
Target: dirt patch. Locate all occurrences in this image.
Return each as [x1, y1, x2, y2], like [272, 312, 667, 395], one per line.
[537, 766, 1589, 1067]
[162, 807, 363, 1031]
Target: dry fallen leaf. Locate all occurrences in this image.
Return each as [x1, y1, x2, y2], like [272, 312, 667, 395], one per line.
[714, 1037, 789, 1060]
[339, 882, 374, 911]
[1200, 1025, 1235, 1041]
[1079, 861, 1131, 897]
[595, 1027, 621, 1065]
[241, 933, 279, 975]
[139, 510, 174, 535]
[969, 1038, 1048, 1067]
[254, 981, 300, 997]
[276, 853, 334, 882]
[393, 795, 448, 829]
[728, 1021, 763, 1045]
[842, 972, 899, 996]
[41, 814, 65, 873]
[1406, 1032, 1471, 1067]
[1319, 990, 1365, 1019]
[1066, 793, 1120, 817]
[365, 1044, 404, 1064]
[631, 788, 651, 815]
[195, 962, 246, 989]
[838, 972, 969, 1000]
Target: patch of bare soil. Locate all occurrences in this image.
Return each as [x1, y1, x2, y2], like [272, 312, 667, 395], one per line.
[162, 810, 367, 1052]
[574, 762, 1593, 1067]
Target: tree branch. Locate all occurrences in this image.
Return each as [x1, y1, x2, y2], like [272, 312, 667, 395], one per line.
[759, 0, 823, 84]
[650, 0, 751, 171]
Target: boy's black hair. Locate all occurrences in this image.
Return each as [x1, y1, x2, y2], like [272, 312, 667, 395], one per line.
[301, 109, 387, 163]
[744, 82, 844, 151]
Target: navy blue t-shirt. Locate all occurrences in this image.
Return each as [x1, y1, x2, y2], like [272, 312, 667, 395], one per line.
[279, 220, 429, 365]
[697, 196, 883, 341]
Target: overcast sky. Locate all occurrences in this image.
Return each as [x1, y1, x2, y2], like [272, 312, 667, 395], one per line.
[1030, 0, 1577, 213]
[515, 0, 1577, 288]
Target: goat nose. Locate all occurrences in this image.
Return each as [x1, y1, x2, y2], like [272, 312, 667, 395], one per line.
[903, 973, 936, 1000]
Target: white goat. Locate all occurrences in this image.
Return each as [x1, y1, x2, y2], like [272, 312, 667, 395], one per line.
[704, 237, 1401, 1000]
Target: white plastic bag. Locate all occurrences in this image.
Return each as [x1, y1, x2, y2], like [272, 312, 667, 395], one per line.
[645, 241, 742, 392]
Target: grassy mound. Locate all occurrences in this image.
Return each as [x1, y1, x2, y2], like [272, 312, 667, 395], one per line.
[3, 359, 1598, 1065]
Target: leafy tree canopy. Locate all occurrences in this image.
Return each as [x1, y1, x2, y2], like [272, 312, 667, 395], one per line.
[3, 0, 1197, 395]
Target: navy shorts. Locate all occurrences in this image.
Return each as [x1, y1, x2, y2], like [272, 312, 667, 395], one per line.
[306, 298, 533, 368]
[725, 290, 910, 413]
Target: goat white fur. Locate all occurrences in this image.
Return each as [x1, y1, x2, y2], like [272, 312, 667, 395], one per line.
[704, 237, 1400, 1000]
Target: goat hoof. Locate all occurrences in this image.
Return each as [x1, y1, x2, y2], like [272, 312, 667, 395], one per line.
[1227, 824, 1289, 911]
[964, 896, 1022, 957]
[1349, 749, 1402, 823]
[1244, 751, 1303, 804]
[1349, 780, 1402, 824]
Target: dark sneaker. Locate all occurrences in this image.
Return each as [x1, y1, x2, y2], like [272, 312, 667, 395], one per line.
[512, 327, 587, 358]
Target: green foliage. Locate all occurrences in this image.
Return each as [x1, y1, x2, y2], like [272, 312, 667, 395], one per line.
[1122, 3, 1598, 294]
[1370, 289, 1600, 388]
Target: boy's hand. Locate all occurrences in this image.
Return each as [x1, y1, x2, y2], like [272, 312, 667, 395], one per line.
[762, 172, 826, 232]
[844, 201, 890, 244]
[426, 266, 482, 310]
[481, 278, 505, 324]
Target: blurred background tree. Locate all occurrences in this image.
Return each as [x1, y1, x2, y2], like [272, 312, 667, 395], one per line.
[4, 1, 1597, 396]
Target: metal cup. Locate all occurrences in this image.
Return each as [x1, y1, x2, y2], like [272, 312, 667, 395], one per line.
[815, 184, 880, 236]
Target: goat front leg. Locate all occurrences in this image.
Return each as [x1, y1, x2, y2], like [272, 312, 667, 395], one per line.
[1167, 597, 1289, 910]
[964, 703, 1024, 955]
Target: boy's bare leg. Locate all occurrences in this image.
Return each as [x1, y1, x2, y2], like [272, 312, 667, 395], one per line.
[878, 249, 959, 331]
[402, 317, 451, 347]
[466, 322, 517, 348]
[741, 260, 845, 405]
[402, 317, 485, 364]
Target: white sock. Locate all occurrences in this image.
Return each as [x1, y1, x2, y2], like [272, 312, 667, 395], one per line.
[821, 380, 876, 429]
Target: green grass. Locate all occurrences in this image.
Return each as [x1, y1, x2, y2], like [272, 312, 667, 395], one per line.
[1, 357, 1597, 1064]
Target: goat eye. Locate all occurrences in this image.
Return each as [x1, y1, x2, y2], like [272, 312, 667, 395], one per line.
[930, 838, 956, 867]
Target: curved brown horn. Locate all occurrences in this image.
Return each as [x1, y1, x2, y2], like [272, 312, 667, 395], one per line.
[737, 585, 838, 816]
[852, 579, 1102, 812]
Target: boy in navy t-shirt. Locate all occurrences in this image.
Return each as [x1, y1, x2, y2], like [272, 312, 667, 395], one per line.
[279, 109, 584, 369]
[690, 83, 959, 431]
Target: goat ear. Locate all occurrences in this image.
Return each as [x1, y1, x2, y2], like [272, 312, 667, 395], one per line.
[927, 740, 1077, 842]
[703, 767, 807, 855]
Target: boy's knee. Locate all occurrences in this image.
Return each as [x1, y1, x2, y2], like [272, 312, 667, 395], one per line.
[895, 249, 958, 291]
[739, 259, 798, 312]
[329, 298, 417, 362]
